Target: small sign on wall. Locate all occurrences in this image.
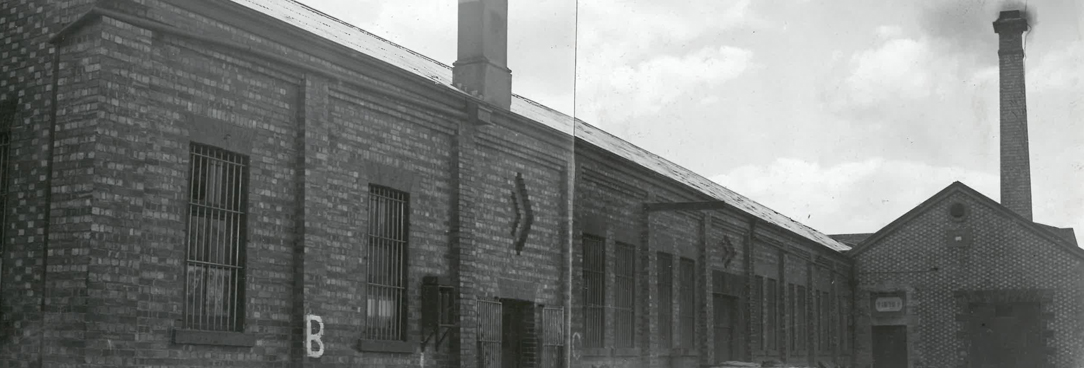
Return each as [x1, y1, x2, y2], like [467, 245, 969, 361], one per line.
[875, 296, 904, 312]
[870, 292, 906, 318]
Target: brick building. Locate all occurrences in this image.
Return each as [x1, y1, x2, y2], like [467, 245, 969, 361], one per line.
[0, 0, 856, 368]
[837, 11, 1084, 368]
[3, 2, 1079, 368]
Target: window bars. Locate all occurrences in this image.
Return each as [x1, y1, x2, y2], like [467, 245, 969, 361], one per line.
[796, 285, 807, 352]
[766, 278, 778, 351]
[614, 242, 636, 349]
[581, 235, 605, 349]
[478, 300, 503, 368]
[657, 252, 673, 348]
[0, 99, 13, 314]
[678, 257, 695, 349]
[184, 143, 248, 332]
[752, 275, 763, 352]
[542, 307, 566, 368]
[365, 185, 409, 341]
[788, 283, 796, 352]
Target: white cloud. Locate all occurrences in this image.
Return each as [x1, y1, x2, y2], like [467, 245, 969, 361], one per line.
[876, 25, 903, 39]
[1027, 43, 1084, 92]
[574, 0, 772, 125]
[841, 38, 934, 106]
[710, 158, 999, 234]
[583, 46, 752, 120]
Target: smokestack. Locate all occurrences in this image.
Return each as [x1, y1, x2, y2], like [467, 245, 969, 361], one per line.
[453, 0, 512, 110]
[993, 10, 1032, 220]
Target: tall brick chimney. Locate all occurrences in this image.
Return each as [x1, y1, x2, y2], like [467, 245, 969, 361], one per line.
[993, 10, 1032, 220]
[453, 0, 512, 110]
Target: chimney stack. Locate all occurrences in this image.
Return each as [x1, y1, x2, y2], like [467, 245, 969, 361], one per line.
[993, 10, 1032, 220]
[453, 0, 512, 110]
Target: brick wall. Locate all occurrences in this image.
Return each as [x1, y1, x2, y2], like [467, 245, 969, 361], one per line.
[0, 1, 858, 368]
[855, 188, 1084, 368]
[572, 145, 854, 368]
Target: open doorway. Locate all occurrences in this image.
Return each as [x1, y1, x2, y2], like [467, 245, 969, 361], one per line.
[501, 299, 536, 368]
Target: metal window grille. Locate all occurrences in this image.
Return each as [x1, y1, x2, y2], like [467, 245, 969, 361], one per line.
[0, 100, 13, 313]
[542, 307, 566, 368]
[657, 252, 673, 348]
[839, 296, 850, 353]
[614, 242, 636, 348]
[752, 276, 763, 352]
[822, 291, 830, 353]
[365, 185, 409, 341]
[796, 285, 807, 352]
[183, 143, 248, 332]
[788, 283, 796, 352]
[582, 235, 605, 348]
[766, 278, 777, 351]
[678, 257, 695, 348]
[478, 300, 502, 368]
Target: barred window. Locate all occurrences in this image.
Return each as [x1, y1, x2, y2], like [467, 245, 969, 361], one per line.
[766, 278, 778, 351]
[184, 143, 248, 331]
[0, 100, 13, 313]
[657, 252, 673, 348]
[788, 284, 796, 352]
[816, 290, 830, 352]
[796, 285, 807, 352]
[614, 242, 636, 348]
[752, 276, 763, 352]
[839, 296, 851, 353]
[365, 185, 409, 341]
[582, 235, 605, 348]
[678, 257, 695, 348]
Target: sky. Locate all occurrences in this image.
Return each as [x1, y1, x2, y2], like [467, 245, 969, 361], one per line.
[296, 0, 1084, 243]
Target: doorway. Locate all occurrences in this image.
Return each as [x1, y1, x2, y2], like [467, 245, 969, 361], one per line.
[871, 325, 908, 368]
[967, 302, 1042, 368]
[713, 294, 738, 363]
[501, 299, 535, 368]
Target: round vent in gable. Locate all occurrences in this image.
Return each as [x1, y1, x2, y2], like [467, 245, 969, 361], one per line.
[949, 202, 968, 221]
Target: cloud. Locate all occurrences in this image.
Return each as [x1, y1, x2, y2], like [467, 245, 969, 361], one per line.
[710, 158, 999, 234]
[574, 0, 773, 126]
[580, 46, 752, 121]
[842, 38, 934, 106]
[1027, 42, 1084, 91]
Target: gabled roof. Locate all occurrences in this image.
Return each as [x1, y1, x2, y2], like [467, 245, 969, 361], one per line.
[223, 0, 851, 252]
[847, 181, 1082, 259]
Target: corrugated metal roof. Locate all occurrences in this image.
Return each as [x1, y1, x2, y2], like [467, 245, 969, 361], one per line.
[227, 0, 851, 252]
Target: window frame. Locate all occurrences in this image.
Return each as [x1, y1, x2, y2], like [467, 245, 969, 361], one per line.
[582, 234, 606, 349]
[182, 142, 250, 333]
[657, 252, 674, 349]
[613, 241, 636, 349]
[364, 184, 411, 343]
[678, 257, 696, 349]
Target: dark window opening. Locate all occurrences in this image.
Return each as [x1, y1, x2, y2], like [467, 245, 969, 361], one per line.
[582, 235, 606, 348]
[678, 257, 696, 348]
[614, 242, 636, 348]
[658, 252, 673, 348]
